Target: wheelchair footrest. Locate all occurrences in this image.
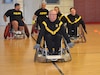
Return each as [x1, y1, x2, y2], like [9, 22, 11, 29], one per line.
[46, 55, 62, 60]
[13, 31, 25, 39]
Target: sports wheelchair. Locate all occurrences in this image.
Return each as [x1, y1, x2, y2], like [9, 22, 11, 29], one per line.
[34, 38, 72, 63]
[66, 24, 86, 43]
[4, 23, 30, 39]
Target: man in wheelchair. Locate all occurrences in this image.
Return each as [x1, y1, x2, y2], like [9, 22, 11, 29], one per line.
[66, 7, 87, 42]
[34, 10, 74, 55]
[3, 3, 26, 39]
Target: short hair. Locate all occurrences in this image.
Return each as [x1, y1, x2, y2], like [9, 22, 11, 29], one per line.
[41, 1, 47, 4]
[54, 6, 60, 10]
[14, 3, 20, 7]
[70, 7, 75, 11]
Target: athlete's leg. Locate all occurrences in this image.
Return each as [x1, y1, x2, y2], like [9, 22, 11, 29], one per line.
[18, 20, 25, 31]
[54, 34, 62, 54]
[11, 20, 19, 31]
[45, 34, 54, 54]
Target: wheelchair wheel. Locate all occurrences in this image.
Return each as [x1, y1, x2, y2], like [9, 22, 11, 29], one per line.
[4, 23, 11, 39]
[24, 24, 30, 38]
[34, 50, 38, 62]
[80, 28, 86, 43]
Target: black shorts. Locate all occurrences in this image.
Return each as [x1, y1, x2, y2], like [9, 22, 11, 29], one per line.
[17, 20, 25, 26]
[11, 20, 25, 26]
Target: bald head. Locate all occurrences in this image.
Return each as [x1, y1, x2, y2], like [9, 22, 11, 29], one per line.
[48, 10, 57, 22]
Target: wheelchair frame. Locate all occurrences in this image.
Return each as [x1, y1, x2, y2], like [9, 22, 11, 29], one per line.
[66, 24, 86, 43]
[4, 23, 30, 39]
[34, 39, 72, 63]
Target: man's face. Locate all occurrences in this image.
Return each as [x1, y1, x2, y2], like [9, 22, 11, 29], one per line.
[41, 3, 46, 9]
[70, 8, 76, 16]
[54, 7, 59, 14]
[49, 10, 57, 22]
[15, 5, 20, 10]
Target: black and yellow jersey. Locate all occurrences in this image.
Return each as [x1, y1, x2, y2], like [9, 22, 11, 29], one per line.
[4, 9, 23, 22]
[35, 8, 48, 16]
[36, 18, 71, 44]
[57, 12, 67, 24]
[34, 8, 48, 23]
[66, 14, 82, 25]
[66, 14, 87, 34]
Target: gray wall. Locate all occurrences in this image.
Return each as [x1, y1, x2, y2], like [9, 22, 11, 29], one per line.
[23, 0, 42, 24]
[0, 0, 17, 25]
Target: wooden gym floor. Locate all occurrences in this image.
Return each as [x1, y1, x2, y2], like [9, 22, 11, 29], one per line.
[0, 24, 100, 75]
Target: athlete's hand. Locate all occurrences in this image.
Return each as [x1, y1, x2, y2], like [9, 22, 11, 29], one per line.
[32, 20, 36, 25]
[34, 44, 40, 49]
[68, 42, 74, 48]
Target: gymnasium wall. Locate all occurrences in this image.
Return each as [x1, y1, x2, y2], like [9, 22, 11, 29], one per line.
[46, 0, 74, 15]
[0, 0, 17, 25]
[23, 0, 42, 24]
[74, 0, 100, 23]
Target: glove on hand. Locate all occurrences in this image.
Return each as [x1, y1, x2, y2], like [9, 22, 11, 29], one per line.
[34, 44, 40, 49]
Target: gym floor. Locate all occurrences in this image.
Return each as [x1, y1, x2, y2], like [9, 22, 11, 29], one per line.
[0, 24, 100, 75]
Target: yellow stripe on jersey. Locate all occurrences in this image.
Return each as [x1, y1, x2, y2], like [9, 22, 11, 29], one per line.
[66, 16, 82, 24]
[59, 14, 64, 20]
[42, 21, 63, 35]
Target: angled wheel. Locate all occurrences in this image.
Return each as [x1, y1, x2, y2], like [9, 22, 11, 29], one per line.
[34, 50, 38, 62]
[79, 24, 86, 43]
[4, 23, 11, 39]
[24, 24, 30, 38]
